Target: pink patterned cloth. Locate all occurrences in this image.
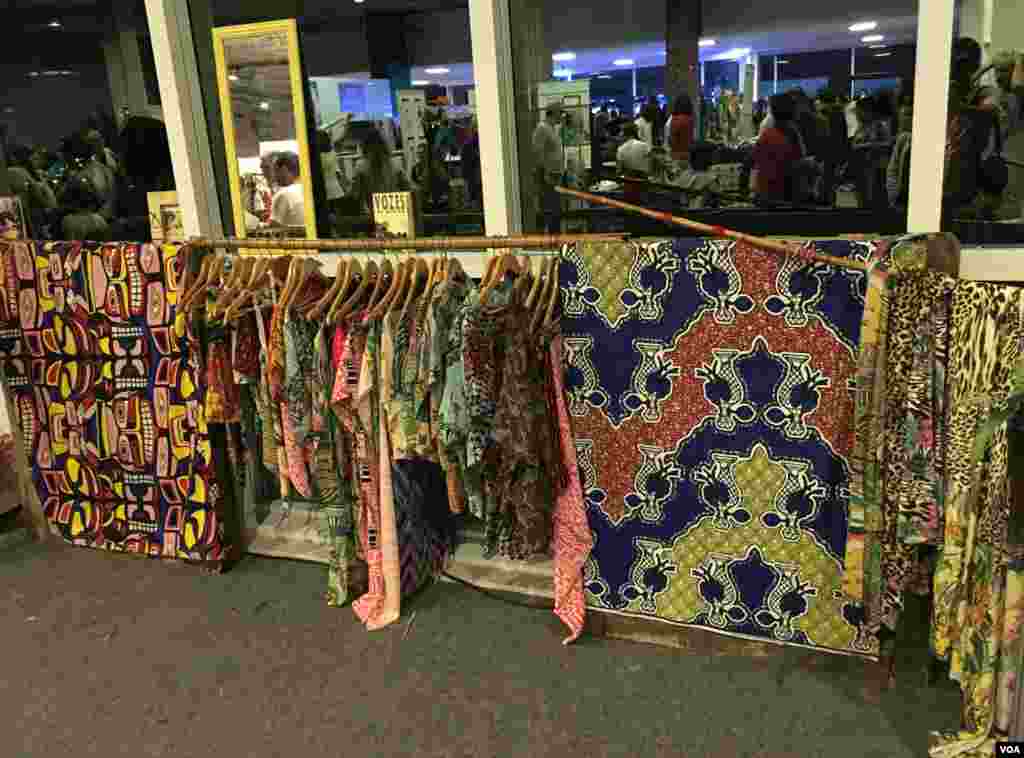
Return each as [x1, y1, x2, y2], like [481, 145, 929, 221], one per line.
[279, 401, 313, 498]
[549, 333, 594, 644]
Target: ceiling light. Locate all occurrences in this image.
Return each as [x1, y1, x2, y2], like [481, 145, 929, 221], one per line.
[424, 67, 449, 75]
[699, 39, 716, 47]
[553, 68, 573, 78]
[228, 74, 239, 82]
[597, 75, 612, 79]
[777, 60, 790, 64]
[875, 52, 892, 57]
[354, 0, 364, 4]
[259, 101, 270, 110]
[870, 44, 887, 49]
[3, 107, 14, 113]
[411, 80, 430, 86]
[719, 48, 751, 60]
[47, 20, 62, 28]
[552, 52, 576, 62]
[849, 21, 877, 32]
[862, 34, 884, 43]
[613, 58, 634, 67]
[28, 71, 39, 77]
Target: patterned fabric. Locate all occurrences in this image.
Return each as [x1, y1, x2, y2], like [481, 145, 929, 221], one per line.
[0, 240, 229, 561]
[385, 310, 433, 460]
[392, 459, 451, 596]
[561, 238, 878, 657]
[488, 302, 556, 560]
[930, 282, 1024, 757]
[844, 261, 889, 604]
[548, 330, 594, 643]
[0, 379, 20, 516]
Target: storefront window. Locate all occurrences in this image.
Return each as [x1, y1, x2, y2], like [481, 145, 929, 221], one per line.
[511, 0, 919, 236]
[192, 0, 486, 239]
[0, 0, 171, 242]
[944, 0, 1024, 244]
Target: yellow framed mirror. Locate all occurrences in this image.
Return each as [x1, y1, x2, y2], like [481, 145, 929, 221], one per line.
[212, 19, 317, 241]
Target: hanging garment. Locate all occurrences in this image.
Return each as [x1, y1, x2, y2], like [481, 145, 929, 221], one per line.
[0, 378, 20, 517]
[929, 282, 1024, 758]
[560, 237, 878, 657]
[0, 240, 231, 561]
[547, 328, 594, 643]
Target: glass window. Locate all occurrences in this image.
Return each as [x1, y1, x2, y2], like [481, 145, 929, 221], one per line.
[0, 1, 171, 242]
[511, 1, 919, 236]
[192, 0, 486, 239]
[944, 0, 1024, 244]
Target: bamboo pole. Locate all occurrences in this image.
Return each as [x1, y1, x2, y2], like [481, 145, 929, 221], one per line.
[188, 232, 625, 254]
[555, 186, 868, 272]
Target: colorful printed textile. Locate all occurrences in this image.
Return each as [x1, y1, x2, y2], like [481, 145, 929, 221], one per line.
[930, 282, 1024, 757]
[561, 238, 878, 657]
[548, 331, 593, 643]
[0, 240, 229, 561]
[844, 261, 889, 604]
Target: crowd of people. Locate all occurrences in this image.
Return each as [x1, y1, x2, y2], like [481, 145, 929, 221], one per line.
[6, 112, 174, 242]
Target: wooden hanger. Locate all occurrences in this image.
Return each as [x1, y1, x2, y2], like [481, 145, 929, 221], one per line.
[400, 255, 430, 321]
[333, 257, 374, 322]
[480, 252, 522, 306]
[211, 256, 252, 319]
[307, 256, 349, 321]
[530, 257, 555, 332]
[542, 257, 561, 329]
[512, 255, 533, 304]
[364, 256, 393, 315]
[369, 257, 408, 320]
[188, 254, 224, 313]
[179, 253, 215, 311]
[524, 257, 546, 311]
[416, 256, 442, 324]
[224, 256, 272, 323]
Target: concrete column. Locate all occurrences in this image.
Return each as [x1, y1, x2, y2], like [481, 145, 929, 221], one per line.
[665, 0, 700, 114]
[508, 0, 552, 233]
[105, 1, 163, 127]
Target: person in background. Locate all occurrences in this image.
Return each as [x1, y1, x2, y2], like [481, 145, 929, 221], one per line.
[259, 152, 279, 222]
[818, 89, 850, 206]
[8, 144, 57, 237]
[461, 119, 482, 208]
[80, 128, 118, 221]
[635, 102, 657, 145]
[887, 94, 914, 206]
[677, 143, 723, 209]
[318, 130, 344, 206]
[269, 152, 305, 228]
[751, 93, 803, 206]
[651, 97, 668, 147]
[667, 94, 696, 168]
[61, 173, 110, 241]
[532, 105, 564, 232]
[594, 104, 610, 141]
[616, 122, 652, 177]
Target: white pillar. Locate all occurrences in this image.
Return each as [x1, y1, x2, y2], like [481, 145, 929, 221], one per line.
[144, 0, 223, 239]
[906, 0, 955, 234]
[468, 0, 522, 237]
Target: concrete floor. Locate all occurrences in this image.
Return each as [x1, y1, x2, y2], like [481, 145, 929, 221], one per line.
[1, 539, 962, 758]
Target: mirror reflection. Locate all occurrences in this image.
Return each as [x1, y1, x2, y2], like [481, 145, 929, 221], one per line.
[223, 31, 307, 237]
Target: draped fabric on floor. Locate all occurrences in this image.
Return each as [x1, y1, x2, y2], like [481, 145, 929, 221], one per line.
[560, 237, 878, 657]
[0, 240, 232, 563]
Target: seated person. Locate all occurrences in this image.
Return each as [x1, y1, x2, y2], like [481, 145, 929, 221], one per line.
[61, 174, 110, 242]
[616, 123, 652, 177]
[675, 143, 722, 209]
[269, 152, 305, 228]
[751, 93, 803, 206]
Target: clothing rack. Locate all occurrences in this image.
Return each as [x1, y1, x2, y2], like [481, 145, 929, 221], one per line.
[555, 186, 870, 272]
[186, 233, 625, 255]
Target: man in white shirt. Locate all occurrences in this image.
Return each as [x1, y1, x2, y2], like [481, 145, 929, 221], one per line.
[616, 123, 652, 176]
[532, 105, 564, 232]
[270, 152, 306, 228]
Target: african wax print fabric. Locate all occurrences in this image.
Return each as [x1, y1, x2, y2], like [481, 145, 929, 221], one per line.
[0, 240, 229, 562]
[560, 237, 878, 657]
[0, 378, 20, 516]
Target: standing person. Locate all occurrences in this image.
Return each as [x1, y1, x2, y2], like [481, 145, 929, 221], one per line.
[651, 97, 668, 147]
[532, 105, 564, 232]
[269, 152, 306, 228]
[635, 102, 656, 145]
[460, 120, 482, 208]
[751, 93, 803, 206]
[594, 104, 610, 141]
[667, 94, 696, 168]
[80, 128, 118, 221]
[616, 123, 652, 176]
[259, 152, 279, 223]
